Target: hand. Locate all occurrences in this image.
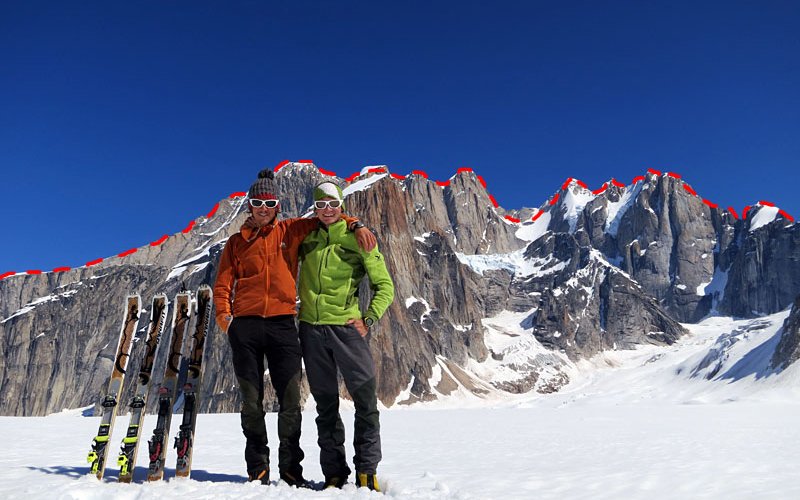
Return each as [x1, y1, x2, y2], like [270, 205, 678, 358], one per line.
[355, 227, 377, 252]
[347, 318, 369, 337]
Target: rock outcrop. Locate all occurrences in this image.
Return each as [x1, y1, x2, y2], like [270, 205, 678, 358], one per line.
[1, 164, 798, 416]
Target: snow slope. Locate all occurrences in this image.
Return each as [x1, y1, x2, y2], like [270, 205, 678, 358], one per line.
[2, 312, 799, 499]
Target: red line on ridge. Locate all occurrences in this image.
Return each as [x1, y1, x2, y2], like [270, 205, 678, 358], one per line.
[206, 203, 220, 219]
[411, 170, 429, 178]
[667, 172, 681, 179]
[743, 206, 751, 219]
[727, 207, 740, 219]
[561, 178, 573, 191]
[576, 180, 588, 189]
[683, 184, 697, 196]
[86, 258, 103, 267]
[611, 179, 625, 188]
[476, 175, 487, 189]
[53, 266, 71, 273]
[703, 199, 718, 209]
[632, 175, 645, 184]
[550, 193, 560, 205]
[297, 159, 314, 164]
[532, 211, 544, 221]
[319, 168, 337, 176]
[273, 160, 290, 172]
[118, 248, 137, 258]
[390, 173, 406, 180]
[345, 172, 359, 182]
[229, 191, 247, 198]
[759, 200, 775, 207]
[367, 167, 386, 174]
[647, 168, 662, 176]
[488, 194, 499, 208]
[435, 180, 450, 187]
[592, 183, 608, 195]
[0, 271, 15, 280]
[182, 221, 196, 233]
[779, 209, 795, 222]
[151, 235, 169, 246]
[504, 215, 521, 223]
[26, 270, 42, 275]
[457, 167, 473, 173]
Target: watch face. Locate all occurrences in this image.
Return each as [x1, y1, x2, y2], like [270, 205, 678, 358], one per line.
[365, 318, 374, 327]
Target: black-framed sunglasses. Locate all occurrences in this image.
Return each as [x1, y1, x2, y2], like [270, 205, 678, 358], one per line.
[314, 200, 342, 209]
[249, 199, 279, 208]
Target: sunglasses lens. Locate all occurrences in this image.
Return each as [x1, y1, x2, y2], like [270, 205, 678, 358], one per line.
[250, 199, 278, 208]
[315, 200, 342, 209]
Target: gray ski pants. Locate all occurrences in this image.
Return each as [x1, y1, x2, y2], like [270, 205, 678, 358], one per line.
[298, 322, 381, 477]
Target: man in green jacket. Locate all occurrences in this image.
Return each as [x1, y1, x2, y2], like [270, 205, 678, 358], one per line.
[298, 181, 394, 492]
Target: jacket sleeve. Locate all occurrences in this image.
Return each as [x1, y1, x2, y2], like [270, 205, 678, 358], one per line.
[213, 238, 237, 331]
[361, 246, 395, 323]
[282, 214, 360, 249]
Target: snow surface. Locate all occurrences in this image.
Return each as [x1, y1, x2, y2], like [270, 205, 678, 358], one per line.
[343, 173, 388, 196]
[514, 211, 551, 242]
[2, 312, 800, 499]
[560, 187, 595, 233]
[604, 182, 643, 236]
[455, 248, 567, 279]
[1, 288, 79, 323]
[749, 205, 780, 232]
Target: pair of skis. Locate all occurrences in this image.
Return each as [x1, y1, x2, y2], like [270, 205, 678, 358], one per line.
[86, 286, 213, 482]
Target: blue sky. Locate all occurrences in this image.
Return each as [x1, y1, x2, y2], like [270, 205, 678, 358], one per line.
[1, 1, 798, 273]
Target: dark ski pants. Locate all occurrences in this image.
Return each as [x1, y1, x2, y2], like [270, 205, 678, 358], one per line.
[299, 322, 381, 477]
[228, 315, 304, 477]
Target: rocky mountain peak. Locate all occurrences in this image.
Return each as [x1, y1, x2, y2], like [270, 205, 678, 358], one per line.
[1, 163, 797, 415]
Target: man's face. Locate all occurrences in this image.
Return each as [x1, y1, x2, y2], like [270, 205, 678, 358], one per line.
[315, 197, 342, 226]
[249, 197, 279, 226]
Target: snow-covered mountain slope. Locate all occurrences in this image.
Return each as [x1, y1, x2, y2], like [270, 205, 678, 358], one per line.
[2, 310, 799, 499]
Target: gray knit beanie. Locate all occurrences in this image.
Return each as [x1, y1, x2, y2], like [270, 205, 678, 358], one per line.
[248, 169, 278, 199]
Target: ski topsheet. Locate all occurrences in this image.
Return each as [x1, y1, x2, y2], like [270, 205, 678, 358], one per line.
[117, 294, 169, 483]
[174, 284, 213, 478]
[87, 294, 141, 480]
[146, 291, 191, 481]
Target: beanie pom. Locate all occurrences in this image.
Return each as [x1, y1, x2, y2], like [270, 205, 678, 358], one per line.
[258, 169, 275, 180]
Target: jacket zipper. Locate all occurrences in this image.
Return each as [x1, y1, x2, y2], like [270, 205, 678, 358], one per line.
[263, 226, 271, 318]
[314, 228, 330, 323]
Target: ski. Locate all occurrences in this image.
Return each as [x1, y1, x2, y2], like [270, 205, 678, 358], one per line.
[174, 284, 213, 479]
[146, 291, 192, 481]
[86, 294, 141, 480]
[117, 294, 169, 483]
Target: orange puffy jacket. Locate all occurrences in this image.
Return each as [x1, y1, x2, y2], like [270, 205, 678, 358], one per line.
[213, 215, 356, 331]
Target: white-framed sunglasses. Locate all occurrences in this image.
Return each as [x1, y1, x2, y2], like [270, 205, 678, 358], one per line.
[314, 200, 342, 209]
[249, 199, 279, 208]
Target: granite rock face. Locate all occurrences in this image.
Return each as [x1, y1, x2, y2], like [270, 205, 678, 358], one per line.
[1, 164, 798, 416]
[771, 295, 800, 371]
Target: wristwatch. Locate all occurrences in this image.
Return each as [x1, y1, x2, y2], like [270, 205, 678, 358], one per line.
[364, 317, 374, 329]
[350, 221, 366, 231]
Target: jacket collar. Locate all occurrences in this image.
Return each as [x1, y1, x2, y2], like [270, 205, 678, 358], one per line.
[318, 218, 346, 232]
[240, 220, 275, 242]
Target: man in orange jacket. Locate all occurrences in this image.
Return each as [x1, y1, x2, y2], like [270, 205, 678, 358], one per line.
[213, 168, 375, 487]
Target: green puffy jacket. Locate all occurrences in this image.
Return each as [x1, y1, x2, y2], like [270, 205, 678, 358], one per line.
[298, 219, 394, 325]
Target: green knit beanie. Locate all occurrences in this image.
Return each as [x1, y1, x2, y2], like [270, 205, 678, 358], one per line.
[313, 181, 345, 209]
